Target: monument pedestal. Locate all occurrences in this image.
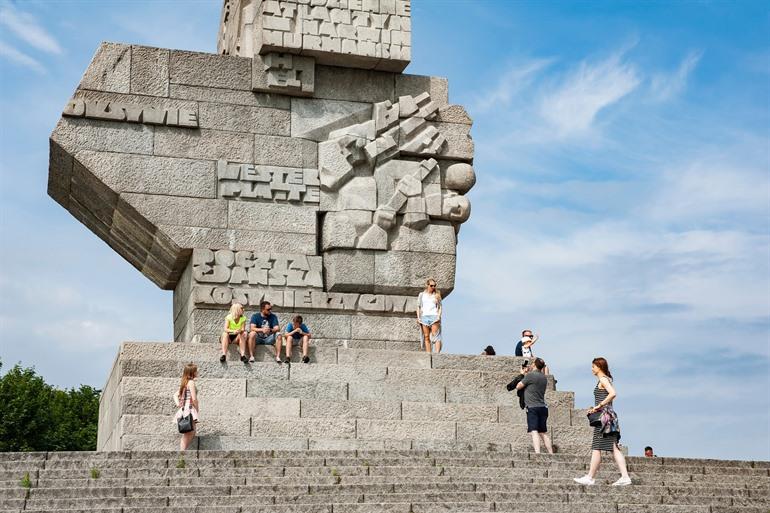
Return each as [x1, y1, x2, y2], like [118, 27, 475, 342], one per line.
[98, 341, 590, 454]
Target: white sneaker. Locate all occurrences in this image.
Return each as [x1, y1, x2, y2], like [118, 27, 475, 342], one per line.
[573, 475, 595, 485]
[612, 476, 632, 486]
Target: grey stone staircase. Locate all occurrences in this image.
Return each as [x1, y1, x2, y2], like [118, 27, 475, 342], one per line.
[98, 342, 579, 453]
[0, 450, 767, 512]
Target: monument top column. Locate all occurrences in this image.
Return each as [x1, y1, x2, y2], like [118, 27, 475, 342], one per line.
[217, 0, 411, 72]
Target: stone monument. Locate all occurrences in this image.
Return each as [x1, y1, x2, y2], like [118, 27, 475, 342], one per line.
[49, 0, 475, 351]
[48, 1, 592, 453]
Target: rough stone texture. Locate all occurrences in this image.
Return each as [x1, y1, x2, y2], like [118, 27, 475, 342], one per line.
[291, 98, 372, 141]
[373, 251, 456, 296]
[121, 377, 246, 398]
[395, 75, 449, 106]
[130, 46, 169, 96]
[154, 127, 254, 162]
[254, 134, 318, 168]
[348, 382, 444, 403]
[300, 400, 400, 420]
[430, 121, 474, 162]
[389, 221, 456, 254]
[53, 118, 153, 155]
[75, 151, 216, 199]
[435, 104, 473, 125]
[227, 201, 317, 233]
[349, 317, 422, 343]
[250, 418, 356, 439]
[402, 402, 498, 423]
[357, 420, 455, 441]
[246, 378, 348, 401]
[290, 364, 387, 384]
[198, 102, 290, 135]
[160, 225, 317, 255]
[121, 194, 227, 229]
[314, 66, 396, 103]
[170, 50, 251, 90]
[169, 83, 290, 109]
[80, 42, 130, 93]
[323, 250, 375, 292]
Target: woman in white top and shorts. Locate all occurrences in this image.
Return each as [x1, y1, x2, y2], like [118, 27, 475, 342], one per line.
[416, 278, 442, 353]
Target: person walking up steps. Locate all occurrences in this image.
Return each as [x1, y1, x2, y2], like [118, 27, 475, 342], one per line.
[515, 357, 554, 454]
[174, 363, 199, 451]
[416, 277, 442, 353]
[574, 357, 632, 486]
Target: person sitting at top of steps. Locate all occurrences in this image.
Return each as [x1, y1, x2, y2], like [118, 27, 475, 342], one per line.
[283, 315, 312, 364]
[248, 301, 283, 365]
[220, 303, 248, 364]
[481, 345, 496, 355]
[515, 358, 555, 455]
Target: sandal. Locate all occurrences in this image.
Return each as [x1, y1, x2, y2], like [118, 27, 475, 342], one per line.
[219, 354, 226, 363]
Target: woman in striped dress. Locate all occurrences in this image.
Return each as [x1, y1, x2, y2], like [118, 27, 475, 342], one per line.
[174, 363, 199, 451]
[573, 357, 632, 486]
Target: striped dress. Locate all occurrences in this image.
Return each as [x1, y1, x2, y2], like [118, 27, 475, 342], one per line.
[591, 382, 619, 451]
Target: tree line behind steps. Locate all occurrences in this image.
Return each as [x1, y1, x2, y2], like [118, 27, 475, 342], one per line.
[0, 360, 100, 451]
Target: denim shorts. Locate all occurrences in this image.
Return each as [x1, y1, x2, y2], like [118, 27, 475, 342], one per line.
[526, 406, 549, 433]
[420, 315, 439, 326]
[253, 333, 276, 345]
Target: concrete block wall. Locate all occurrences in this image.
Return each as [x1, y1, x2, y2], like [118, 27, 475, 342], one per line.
[98, 342, 588, 454]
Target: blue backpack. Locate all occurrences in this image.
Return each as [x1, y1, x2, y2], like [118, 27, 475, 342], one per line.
[515, 340, 524, 357]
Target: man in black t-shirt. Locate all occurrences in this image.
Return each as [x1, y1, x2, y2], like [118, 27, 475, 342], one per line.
[516, 358, 554, 454]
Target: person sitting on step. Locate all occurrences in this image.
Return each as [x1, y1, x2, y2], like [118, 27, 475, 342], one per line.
[248, 300, 283, 364]
[283, 315, 312, 364]
[219, 303, 248, 363]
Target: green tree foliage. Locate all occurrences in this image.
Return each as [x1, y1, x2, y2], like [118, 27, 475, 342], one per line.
[0, 360, 100, 452]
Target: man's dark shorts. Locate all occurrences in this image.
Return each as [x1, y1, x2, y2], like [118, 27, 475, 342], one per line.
[526, 406, 549, 433]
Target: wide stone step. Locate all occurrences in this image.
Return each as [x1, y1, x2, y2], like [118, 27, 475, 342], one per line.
[118, 343, 540, 376]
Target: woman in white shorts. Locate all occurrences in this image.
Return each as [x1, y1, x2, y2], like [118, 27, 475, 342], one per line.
[416, 278, 442, 353]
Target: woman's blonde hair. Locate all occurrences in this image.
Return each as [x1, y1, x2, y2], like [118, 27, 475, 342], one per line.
[178, 362, 198, 399]
[228, 303, 243, 319]
[425, 277, 442, 300]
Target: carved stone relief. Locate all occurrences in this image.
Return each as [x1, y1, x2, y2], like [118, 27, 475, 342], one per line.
[318, 92, 474, 252]
[63, 99, 199, 128]
[218, 0, 412, 72]
[217, 160, 320, 203]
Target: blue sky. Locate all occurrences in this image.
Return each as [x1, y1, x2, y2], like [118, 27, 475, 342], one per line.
[1, 0, 768, 460]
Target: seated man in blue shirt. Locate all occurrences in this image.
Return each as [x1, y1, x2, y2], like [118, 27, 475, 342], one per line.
[247, 300, 283, 364]
[284, 315, 312, 364]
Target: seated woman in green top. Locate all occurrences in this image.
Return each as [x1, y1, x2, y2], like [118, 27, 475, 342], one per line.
[220, 303, 248, 363]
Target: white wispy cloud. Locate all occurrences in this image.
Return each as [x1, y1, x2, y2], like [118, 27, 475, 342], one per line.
[472, 58, 554, 113]
[649, 50, 702, 101]
[0, 1, 62, 54]
[0, 40, 44, 73]
[538, 51, 641, 137]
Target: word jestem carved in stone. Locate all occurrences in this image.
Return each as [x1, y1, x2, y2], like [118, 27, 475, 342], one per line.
[192, 249, 323, 288]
